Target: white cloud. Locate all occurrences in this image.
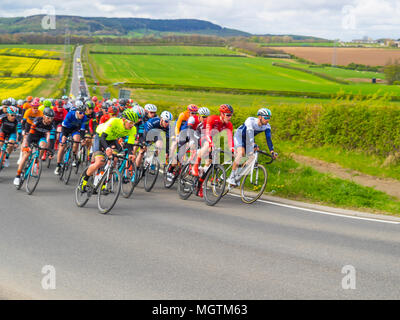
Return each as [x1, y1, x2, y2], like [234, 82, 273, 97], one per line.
[0, 0, 399, 40]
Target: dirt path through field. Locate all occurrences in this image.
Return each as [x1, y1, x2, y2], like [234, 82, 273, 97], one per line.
[291, 153, 400, 199]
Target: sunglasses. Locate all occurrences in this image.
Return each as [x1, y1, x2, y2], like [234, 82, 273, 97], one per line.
[224, 113, 233, 117]
[190, 112, 197, 115]
[263, 116, 271, 120]
[201, 116, 208, 119]
[77, 111, 85, 115]
[8, 114, 16, 117]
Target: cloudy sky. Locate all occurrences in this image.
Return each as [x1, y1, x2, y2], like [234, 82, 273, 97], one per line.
[0, 0, 399, 41]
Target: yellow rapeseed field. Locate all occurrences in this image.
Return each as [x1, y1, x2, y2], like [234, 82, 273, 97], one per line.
[0, 47, 59, 58]
[33, 59, 62, 76]
[0, 78, 45, 99]
[0, 53, 61, 76]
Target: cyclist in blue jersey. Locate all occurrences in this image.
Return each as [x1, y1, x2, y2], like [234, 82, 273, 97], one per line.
[134, 104, 157, 167]
[54, 101, 87, 175]
[227, 108, 277, 186]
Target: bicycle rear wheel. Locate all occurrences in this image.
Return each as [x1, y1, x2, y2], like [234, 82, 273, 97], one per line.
[75, 166, 93, 207]
[203, 164, 226, 206]
[163, 162, 179, 189]
[120, 161, 135, 198]
[177, 164, 195, 200]
[240, 164, 267, 204]
[97, 169, 122, 214]
[144, 157, 160, 192]
[25, 156, 42, 195]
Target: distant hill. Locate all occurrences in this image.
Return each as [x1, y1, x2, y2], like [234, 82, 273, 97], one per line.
[0, 15, 251, 37]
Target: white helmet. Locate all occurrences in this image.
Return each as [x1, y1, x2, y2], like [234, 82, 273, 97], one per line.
[132, 105, 146, 119]
[40, 97, 45, 102]
[17, 99, 24, 106]
[160, 111, 173, 122]
[198, 107, 210, 116]
[257, 108, 272, 118]
[112, 98, 118, 104]
[144, 104, 157, 112]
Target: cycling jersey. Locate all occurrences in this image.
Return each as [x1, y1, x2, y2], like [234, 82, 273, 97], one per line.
[205, 115, 234, 148]
[175, 110, 191, 136]
[96, 117, 137, 145]
[0, 114, 21, 142]
[99, 113, 111, 124]
[23, 108, 43, 131]
[62, 111, 87, 131]
[27, 117, 56, 149]
[144, 117, 170, 153]
[234, 117, 273, 152]
[53, 108, 68, 123]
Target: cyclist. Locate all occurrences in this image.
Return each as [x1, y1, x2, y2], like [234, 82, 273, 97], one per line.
[22, 96, 33, 112]
[13, 107, 56, 186]
[141, 111, 173, 166]
[227, 108, 277, 185]
[0, 106, 21, 167]
[80, 109, 140, 189]
[190, 106, 210, 152]
[39, 99, 52, 112]
[191, 104, 234, 197]
[83, 101, 97, 160]
[54, 101, 87, 174]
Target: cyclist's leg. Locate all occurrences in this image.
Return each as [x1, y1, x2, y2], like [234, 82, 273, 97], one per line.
[57, 127, 69, 165]
[72, 131, 81, 157]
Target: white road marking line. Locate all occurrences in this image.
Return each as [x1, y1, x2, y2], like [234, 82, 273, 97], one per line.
[228, 193, 400, 225]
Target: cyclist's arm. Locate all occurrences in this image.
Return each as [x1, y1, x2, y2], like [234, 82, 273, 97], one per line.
[175, 113, 185, 136]
[264, 127, 274, 152]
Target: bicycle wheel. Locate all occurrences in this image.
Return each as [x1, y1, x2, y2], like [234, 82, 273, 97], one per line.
[16, 163, 28, 190]
[25, 156, 42, 195]
[0, 150, 5, 172]
[240, 164, 268, 204]
[221, 162, 233, 197]
[163, 162, 179, 189]
[75, 166, 93, 207]
[203, 164, 226, 206]
[47, 155, 52, 168]
[144, 157, 160, 192]
[120, 161, 135, 199]
[177, 164, 195, 200]
[63, 151, 73, 185]
[97, 168, 122, 214]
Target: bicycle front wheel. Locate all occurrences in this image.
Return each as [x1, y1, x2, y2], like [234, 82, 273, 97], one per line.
[177, 164, 194, 200]
[144, 157, 160, 192]
[163, 162, 179, 189]
[75, 166, 92, 207]
[240, 164, 267, 204]
[97, 169, 122, 214]
[25, 156, 42, 195]
[203, 164, 226, 206]
[63, 152, 73, 185]
[120, 161, 135, 198]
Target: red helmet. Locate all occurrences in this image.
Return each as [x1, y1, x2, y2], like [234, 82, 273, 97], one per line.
[219, 104, 233, 114]
[92, 96, 98, 102]
[187, 104, 198, 113]
[108, 106, 118, 115]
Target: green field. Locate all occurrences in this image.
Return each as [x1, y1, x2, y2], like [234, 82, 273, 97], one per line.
[90, 53, 400, 97]
[90, 44, 240, 55]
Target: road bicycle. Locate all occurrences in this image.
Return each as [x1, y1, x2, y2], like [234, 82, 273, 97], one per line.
[15, 143, 53, 195]
[177, 147, 226, 206]
[133, 141, 160, 192]
[75, 152, 124, 214]
[222, 148, 276, 204]
[117, 147, 138, 199]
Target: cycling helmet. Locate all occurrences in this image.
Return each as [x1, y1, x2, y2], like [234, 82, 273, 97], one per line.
[43, 100, 52, 108]
[85, 101, 94, 109]
[119, 98, 127, 106]
[144, 104, 157, 112]
[132, 105, 146, 119]
[31, 100, 40, 107]
[27, 96, 33, 102]
[198, 107, 210, 117]
[4, 99, 11, 106]
[40, 97, 45, 103]
[257, 108, 272, 119]
[121, 109, 138, 123]
[17, 99, 24, 106]
[62, 95, 68, 100]
[75, 100, 85, 112]
[219, 104, 233, 114]
[43, 107, 55, 118]
[7, 106, 19, 115]
[92, 96, 98, 102]
[187, 104, 198, 113]
[160, 111, 173, 122]
[8, 98, 16, 106]
[112, 98, 118, 104]
[108, 106, 118, 115]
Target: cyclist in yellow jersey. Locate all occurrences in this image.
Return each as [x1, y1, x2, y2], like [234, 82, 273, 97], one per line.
[80, 109, 140, 188]
[38, 100, 53, 112]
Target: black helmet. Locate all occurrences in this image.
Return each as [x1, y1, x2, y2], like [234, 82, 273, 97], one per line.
[43, 107, 55, 118]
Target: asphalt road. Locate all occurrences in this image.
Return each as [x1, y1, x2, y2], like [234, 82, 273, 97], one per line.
[70, 45, 88, 98]
[0, 151, 400, 299]
[1, 46, 399, 300]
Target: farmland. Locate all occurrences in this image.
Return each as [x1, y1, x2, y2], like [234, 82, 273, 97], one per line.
[277, 47, 400, 66]
[0, 45, 71, 98]
[89, 53, 400, 97]
[89, 44, 242, 55]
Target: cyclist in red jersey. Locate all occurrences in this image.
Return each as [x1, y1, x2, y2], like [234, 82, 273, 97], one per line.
[191, 104, 234, 197]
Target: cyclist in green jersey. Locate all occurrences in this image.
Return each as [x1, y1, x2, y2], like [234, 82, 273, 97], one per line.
[80, 109, 139, 188]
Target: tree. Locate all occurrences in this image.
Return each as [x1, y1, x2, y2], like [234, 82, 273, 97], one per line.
[384, 59, 400, 85]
